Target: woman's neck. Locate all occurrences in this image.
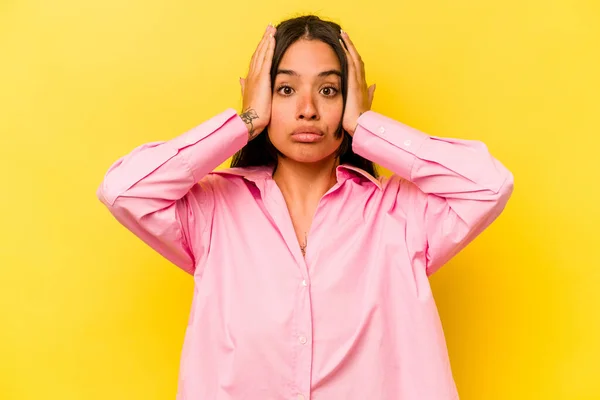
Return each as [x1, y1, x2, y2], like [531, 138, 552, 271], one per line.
[272, 156, 339, 211]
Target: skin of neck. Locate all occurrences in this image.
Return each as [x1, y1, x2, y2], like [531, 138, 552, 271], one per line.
[272, 154, 340, 212]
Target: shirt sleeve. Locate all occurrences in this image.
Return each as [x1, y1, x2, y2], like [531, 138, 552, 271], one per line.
[352, 110, 514, 276]
[96, 108, 249, 275]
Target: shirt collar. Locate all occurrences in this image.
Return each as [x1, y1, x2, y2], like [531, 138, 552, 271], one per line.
[211, 164, 382, 191]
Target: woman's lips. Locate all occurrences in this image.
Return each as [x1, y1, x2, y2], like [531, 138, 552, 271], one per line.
[291, 132, 325, 143]
[291, 126, 324, 143]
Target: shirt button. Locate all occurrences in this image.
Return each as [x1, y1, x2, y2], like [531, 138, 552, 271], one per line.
[378, 126, 385, 134]
[301, 280, 307, 287]
[404, 139, 412, 147]
[299, 336, 307, 344]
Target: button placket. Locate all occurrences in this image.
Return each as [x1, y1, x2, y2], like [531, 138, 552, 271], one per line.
[293, 267, 312, 399]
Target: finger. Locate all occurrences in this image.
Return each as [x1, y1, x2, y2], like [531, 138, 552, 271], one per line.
[256, 27, 275, 73]
[250, 28, 269, 72]
[253, 27, 272, 72]
[368, 84, 376, 107]
[341, 31, 365, 81]
[340, 31, 361, 66]
[339, 38, 357, 83]
[258, 28, 275, 73]
[250, 25, 271, 72]
[255, 25, 276, 72]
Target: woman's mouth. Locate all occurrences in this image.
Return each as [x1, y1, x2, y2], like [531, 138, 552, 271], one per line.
[291, 127, 325, 143]
[291, 132, 325, 143]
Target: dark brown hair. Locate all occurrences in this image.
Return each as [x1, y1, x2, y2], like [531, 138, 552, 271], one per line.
[230, 15, 378, 178]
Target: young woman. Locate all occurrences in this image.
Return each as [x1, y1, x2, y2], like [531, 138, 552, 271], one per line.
[98, 15, 513, 400]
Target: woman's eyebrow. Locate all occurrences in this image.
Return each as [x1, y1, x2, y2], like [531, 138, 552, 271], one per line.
[276, 69, 342, 78]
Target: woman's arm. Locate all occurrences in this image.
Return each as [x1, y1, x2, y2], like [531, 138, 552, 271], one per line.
[97, 109, 248, 274]
[339, 30, 513, 275]
[97, 24, 276, 275]
[353, 111, 514, 275]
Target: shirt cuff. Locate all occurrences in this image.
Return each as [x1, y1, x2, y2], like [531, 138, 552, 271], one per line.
[352, 111, 429, 181]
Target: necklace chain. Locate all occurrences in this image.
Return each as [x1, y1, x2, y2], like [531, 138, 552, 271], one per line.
[300, 232, 308, 257]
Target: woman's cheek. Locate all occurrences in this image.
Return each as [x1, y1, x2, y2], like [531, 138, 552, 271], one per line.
[321, 100, 344, 129]
[271, 97, 293, 121]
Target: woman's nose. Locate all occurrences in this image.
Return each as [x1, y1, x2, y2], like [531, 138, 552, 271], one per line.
[296, 94, 319, 120]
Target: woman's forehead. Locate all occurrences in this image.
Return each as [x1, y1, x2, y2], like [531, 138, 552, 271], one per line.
[278, 40, 341, 75]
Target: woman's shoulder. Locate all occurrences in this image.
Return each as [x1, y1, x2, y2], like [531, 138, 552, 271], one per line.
[377, 172, 427, 201]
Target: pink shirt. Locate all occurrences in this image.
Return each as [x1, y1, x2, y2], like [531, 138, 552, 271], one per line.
[97, 108, 513, 400]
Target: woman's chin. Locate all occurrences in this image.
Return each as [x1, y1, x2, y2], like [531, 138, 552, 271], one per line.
[283, 148, 338, 165]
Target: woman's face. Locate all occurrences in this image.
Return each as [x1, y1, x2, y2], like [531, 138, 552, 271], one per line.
[268, 39, 344, 164]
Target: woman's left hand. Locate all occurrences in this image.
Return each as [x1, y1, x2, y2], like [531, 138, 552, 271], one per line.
[340, 30, 376, 136]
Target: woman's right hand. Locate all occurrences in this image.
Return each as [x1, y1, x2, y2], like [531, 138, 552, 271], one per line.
[239, 24, 276, 141]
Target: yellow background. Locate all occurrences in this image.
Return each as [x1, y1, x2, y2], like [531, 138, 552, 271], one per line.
[1, 0, 598, 398]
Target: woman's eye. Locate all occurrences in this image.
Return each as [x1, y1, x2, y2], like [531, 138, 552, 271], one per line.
[277, 85, 294, 95]
[321, 87, 338, 97]
[276, 85, 338, 97]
